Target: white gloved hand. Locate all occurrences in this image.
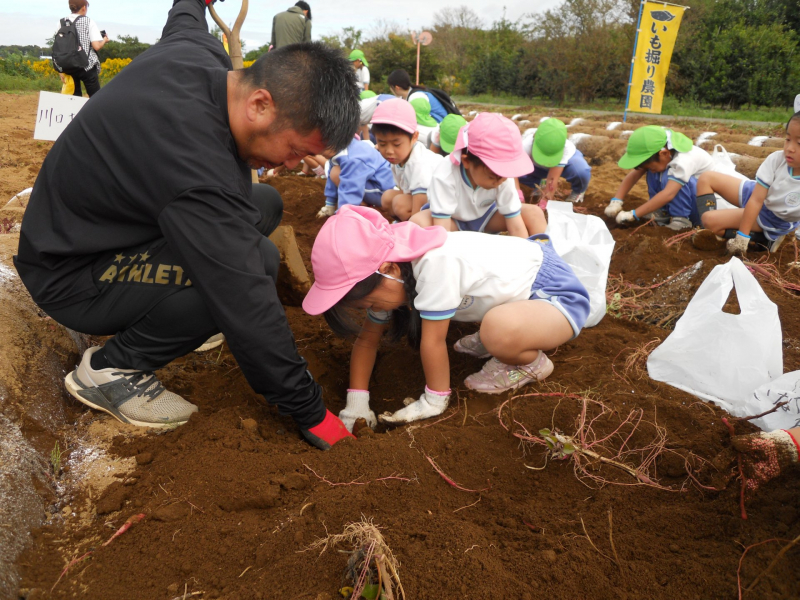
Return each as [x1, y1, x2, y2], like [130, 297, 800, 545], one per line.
[316, 204, 336, 219]
[338, 390, 376, 433]
[604, 198, 623, 217]
[615, 209, 638, 224]
[379, 387, 451, 425]
[727, 232, 750, 255]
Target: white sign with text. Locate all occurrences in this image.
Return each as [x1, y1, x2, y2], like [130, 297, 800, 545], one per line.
[33, 91, 89, 142]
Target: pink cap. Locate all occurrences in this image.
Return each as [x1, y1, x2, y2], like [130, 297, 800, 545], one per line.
[370, 98, 417, 134]
[451, 112, 533, 178]
[302, 206, 447, 315]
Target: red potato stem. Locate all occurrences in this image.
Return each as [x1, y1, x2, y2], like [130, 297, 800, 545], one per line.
[103, 513, 145, 546]
[424, 455, 490, 493]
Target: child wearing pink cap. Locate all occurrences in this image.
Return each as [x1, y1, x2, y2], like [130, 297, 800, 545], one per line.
[410, 112, 547, 237]
[302, 205, 590, 429]
[371, 98, 445, 222]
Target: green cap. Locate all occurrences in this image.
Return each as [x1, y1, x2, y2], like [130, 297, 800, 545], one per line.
[618, 125, 693, 169]
[349, 49, 368, 67]
[531, 118, 568, 168]
[360, 90, 376, 100]
[410, 97, 438, 128]
[438, 114, 467, 154]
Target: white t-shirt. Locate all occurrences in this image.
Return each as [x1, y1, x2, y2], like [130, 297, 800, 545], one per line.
[417, 124, 439, 149]
[359, 96, 379, 126]
[522, 134, 577, 168]
[666, 145, 715, 186]
[355, 66, 370, 92]
[756, 150, 800, 221]
[368, 232, 544, 324]
[392, 141, 443, 195]
[428, 158, 522, 222]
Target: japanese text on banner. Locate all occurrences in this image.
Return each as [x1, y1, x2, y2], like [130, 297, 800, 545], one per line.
[628, 2, 686, 114]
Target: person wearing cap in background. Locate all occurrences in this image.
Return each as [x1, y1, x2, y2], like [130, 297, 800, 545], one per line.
[605, 125, 718, 231]
[519, 118, 592, 205]
[410, 97, 439, 149]
[430, 114, 466, 156]
[371, 98, 445, 222]
[270, 1, 312, 50]
[410, 112, 547, 238]
[316, 136, 395, 218]
[301, 203, 590, 425]
[350, 49, 370, 92]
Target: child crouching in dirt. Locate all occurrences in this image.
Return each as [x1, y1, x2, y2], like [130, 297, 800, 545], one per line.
[373, 98, 445, 222]
[316, 136, 395, 218]
[301, 205, 590, 431]
[410, 112, 547, 237]
[692, 112, 800, 254]
[605, 125, 717, 231]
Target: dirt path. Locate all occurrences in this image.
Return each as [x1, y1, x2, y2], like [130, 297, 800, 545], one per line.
[2, 91, 799, 600]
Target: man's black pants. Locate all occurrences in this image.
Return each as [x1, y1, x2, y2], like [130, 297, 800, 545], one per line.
[72, 65, 101, 97]
[47, 183, 283, 372]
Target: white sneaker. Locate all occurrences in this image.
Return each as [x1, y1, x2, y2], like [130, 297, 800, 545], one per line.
[565, 192, 585, 203]
[453, 331, 490, 358]
[65, 347, 198, 428]
[194, 333, 225, 352]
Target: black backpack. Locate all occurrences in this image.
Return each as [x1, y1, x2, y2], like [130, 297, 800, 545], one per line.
[52, 17, 89, 75]
[411, 85, 462, 117]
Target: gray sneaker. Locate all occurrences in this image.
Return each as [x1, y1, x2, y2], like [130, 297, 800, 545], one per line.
[65, 347, 198, 428]
[665, 217, 693, 231]
[454, 331, 491, 358]
[565, 192, 585, 203]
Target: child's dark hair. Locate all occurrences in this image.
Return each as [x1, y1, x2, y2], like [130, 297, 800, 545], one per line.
[371, 122, 413, 140]
[461, 149, 485, 169]
[323, 263, 421, 348]
[387, 69, 412, 91]
[787, 111, 800, 132]
[637, 147, 676, 169]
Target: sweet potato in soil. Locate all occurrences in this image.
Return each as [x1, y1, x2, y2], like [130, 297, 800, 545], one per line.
[3, 94, 799, 599]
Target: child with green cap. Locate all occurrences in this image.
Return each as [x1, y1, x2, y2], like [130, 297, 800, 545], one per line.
[430, 114, 467, 156]
[606, 125, 716, 230]
[410, 97, 439, 149]
[349, 49, 369, 92]
[519, 118, 592, 204]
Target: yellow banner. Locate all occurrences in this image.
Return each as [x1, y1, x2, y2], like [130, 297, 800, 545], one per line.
[627, 2, 686, 114]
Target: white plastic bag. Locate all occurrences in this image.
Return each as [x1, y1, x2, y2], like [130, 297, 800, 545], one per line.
[545, 202, 615, 328]
[647, 258, 783, 415]
[711, 144, 744, 210]
[749, 372, 800, 431]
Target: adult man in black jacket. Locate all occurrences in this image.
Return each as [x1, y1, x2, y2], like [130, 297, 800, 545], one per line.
[14, 0, 360, 449]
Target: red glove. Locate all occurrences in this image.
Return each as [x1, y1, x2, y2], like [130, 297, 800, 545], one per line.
[301, 410, 356, 450]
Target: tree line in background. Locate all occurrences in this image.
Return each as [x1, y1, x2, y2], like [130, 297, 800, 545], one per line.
[2, 0, 797, 109]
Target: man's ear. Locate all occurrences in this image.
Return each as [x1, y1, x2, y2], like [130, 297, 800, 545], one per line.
[245, 88, 276, 125]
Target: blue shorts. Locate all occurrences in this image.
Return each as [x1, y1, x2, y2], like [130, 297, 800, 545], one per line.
[740, 180, 799, 241]
[419, 203, 499, 233]
[528, 235, 590, 338]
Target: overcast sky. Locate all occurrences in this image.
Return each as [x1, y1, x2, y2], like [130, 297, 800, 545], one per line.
[1, 1, 557, 51]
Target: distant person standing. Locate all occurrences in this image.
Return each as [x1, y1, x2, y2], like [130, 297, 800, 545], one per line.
[349, 49, 369, 92]
[53, 0, 109, 97]
[270, 1, 312, 49]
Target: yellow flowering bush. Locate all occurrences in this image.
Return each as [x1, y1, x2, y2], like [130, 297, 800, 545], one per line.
[99, 58, 132, 81]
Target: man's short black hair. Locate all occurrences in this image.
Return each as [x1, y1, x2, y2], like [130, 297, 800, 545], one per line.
[242, 42, 359, 154]
[387, 69, 411, 91]
[371, 122, 413, 140]
[294, 1, 311, 20]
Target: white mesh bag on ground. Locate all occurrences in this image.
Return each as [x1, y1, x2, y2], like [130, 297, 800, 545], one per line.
[545, 201, 615, 328]
[647, 257, 783, 416]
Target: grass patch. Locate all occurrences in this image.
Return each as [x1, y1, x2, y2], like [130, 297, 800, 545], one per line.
[0, 73, 60, 92]
[453, 93, 793, 123]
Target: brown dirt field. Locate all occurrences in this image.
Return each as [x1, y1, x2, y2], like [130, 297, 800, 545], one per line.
[2, 92, 800, 600]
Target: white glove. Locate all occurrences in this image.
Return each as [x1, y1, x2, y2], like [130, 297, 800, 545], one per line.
[338, 390, 376, 433]
[727, 232, 750, 255]
[379, 387, 450, 425]
[604, 198, 623, 217]
[316, 204, 335, 219]
[615, 209, 638, 224]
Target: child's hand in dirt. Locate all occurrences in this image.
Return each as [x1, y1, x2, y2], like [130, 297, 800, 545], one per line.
[316, 205, 335, 218]
[615, 210, 637, 225]
[339, 390, 376, 433]
[731, 430, 799, 498]
[378, 387, 450, 425]
[727, 233, 749, 255]
[604, 198, 623, 217]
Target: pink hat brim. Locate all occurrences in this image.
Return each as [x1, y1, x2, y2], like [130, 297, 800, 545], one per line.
[480, 153, 534, 179]
[302, 280, 353, 316]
